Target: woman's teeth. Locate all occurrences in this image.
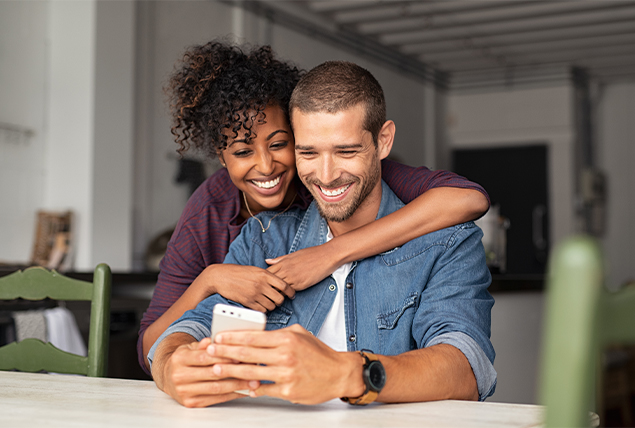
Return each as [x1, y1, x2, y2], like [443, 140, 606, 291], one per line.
[252, 175, 281, 189]
[319, 184, 350, 196]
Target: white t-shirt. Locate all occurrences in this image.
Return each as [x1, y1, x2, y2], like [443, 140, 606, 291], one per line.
[316, 227, 351, 352]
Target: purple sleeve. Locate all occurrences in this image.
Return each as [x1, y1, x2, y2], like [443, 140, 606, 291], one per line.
[136, 223, 207, 375]
[380, 158, 490, 205]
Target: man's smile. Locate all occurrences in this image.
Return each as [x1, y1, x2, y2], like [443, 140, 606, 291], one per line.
[318, 184, 351, 197]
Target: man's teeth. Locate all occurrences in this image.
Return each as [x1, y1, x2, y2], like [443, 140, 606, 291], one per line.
[252, 175, 281, 189]
[319, 184, 350, 197]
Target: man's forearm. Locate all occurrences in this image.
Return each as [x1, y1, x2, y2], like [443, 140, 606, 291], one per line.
[377, 344, 478, 403]
[151, 332, 197, 390]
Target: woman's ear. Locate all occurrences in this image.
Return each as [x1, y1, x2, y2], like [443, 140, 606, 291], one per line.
[377, 120, 395, 161]
[218, 151, 226, 168]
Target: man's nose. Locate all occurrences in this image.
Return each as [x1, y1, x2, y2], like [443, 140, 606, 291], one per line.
[317, 155, 338, 185]
[255, 150, 275, 176]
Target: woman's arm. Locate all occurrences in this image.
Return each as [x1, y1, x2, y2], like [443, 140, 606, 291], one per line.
[267, 186, 488, 290]
[267, 160, 489, 291]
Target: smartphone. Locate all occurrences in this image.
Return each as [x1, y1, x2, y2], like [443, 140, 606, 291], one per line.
[210, 303, 267, 342]
[211, 304, 266, 396]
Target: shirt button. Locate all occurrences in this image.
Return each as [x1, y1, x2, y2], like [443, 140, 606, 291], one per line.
[349, 335, 356, 342]
[329, 284, 336, 291]
[346, 282, 353, 289]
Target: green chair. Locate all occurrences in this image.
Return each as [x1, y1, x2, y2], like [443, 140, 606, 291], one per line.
[0, 264, 111, 377]
[540, 235, 635, 427]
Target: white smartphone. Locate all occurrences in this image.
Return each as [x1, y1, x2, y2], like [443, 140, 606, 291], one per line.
[211, 304, 267, 396]
[210, 303, 267, 342]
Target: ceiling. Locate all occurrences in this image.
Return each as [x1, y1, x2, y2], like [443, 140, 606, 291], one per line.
[258, 0, 635, 90]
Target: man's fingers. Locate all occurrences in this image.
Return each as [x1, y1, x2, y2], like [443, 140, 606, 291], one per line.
[215, 325, 306, 348]
[212, 361, 281, 383]
[179, 392, 242, 408]
[171, 379, 251, 408]
[173, 347, 234, 367]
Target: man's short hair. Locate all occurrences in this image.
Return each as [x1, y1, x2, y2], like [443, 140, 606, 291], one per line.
[289, 61, 386, 145]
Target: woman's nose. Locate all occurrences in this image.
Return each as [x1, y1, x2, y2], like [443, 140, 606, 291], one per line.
[255, 150, 275, 176]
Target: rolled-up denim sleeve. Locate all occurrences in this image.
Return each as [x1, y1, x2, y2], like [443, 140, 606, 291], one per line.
[147, 293, 230, 369]
[427, 332, 497, 401]
[412, 222, 496, 399]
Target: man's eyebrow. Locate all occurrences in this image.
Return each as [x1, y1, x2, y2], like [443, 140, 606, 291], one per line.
[295, 143, 365, 151]
[334, 144, 364, 150]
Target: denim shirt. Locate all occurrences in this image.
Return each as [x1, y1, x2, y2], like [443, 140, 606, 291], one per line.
[149, 181, 497, 400]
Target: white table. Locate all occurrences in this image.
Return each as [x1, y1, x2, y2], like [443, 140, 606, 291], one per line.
[0, 371, 546, 428]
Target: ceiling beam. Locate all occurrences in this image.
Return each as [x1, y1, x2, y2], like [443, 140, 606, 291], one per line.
[400, 20, 635, 55]
[381, 6, 635, 45]
[332, 1, 534, 24]
[355, 1, 629, 35]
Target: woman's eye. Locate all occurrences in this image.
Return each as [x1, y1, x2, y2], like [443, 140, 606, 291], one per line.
[233, 150, 251, 157]
[270, 141, 288, 149]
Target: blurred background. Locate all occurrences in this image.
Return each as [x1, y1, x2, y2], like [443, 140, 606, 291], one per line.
[1, 0, 634, 416]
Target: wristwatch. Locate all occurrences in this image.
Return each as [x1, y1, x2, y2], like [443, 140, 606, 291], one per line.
[341, 350, 386, 405]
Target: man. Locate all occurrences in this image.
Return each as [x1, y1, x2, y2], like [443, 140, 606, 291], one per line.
[149, 61, 496, 408]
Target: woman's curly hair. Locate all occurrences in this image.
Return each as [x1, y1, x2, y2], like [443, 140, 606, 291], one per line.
[166, 41, 304, 158]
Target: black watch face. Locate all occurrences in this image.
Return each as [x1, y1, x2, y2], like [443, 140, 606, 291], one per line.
[367, 360, 386, 391]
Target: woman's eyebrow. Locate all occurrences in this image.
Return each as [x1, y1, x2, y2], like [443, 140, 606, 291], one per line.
[266, 130, 288, 140]
[228, 139, 249, 147]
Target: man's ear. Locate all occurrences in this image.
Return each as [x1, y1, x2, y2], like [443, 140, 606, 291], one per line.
[377, 120, 395, 160]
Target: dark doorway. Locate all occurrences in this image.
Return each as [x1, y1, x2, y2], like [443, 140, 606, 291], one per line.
[453, 144, 549, 275]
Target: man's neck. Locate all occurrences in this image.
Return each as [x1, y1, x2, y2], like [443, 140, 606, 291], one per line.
[328, 181, 382, 237]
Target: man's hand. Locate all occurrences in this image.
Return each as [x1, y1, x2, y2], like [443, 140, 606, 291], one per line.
[153, 335, 259, 408]
[266, 244, 339, 291]
[207, 324, 365, 404]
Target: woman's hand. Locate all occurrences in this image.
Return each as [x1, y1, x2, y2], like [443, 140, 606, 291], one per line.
[208, 264, 295, 312]
[266, 242, 339, 291]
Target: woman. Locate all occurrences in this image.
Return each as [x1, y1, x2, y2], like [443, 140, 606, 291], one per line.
[138, 41, 489, 373]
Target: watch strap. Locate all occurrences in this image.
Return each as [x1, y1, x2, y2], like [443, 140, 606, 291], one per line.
[341, 351, 381, 406]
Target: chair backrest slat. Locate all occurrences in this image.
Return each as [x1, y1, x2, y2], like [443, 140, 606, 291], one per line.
[0, 338, 88, 375]
[0, 264, 111, 377]
[0, 268, 92, 301]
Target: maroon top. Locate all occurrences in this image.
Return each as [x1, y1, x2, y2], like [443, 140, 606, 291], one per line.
[137, 159, 489, 373]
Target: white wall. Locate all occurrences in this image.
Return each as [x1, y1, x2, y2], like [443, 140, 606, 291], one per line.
[597, 83, 635, 287]
[490, 291, 545, 404]
[0, 0, 135, 271]
[0, 1, 48, 263]
[45, 1, 97, 270]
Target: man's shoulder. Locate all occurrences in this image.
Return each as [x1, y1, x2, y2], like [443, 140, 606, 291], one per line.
[379, 221, 483, 266]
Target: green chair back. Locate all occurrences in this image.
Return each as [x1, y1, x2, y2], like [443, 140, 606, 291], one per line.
[540, 235, 635, 427]
[0, 264, 111, 377]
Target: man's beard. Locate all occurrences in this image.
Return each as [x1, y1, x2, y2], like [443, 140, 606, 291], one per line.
[303, 158, 381, 223]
